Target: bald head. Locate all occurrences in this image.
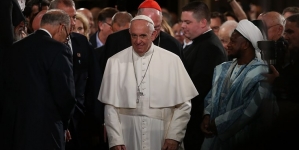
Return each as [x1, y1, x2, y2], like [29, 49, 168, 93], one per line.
[32, 10, 47, 31]
[77, 8, 95, 34]
[137, 8, 162, 36]
[111, 11, 133, 32]
[218, 20, 238, 51]
[262, 11, 285, 41]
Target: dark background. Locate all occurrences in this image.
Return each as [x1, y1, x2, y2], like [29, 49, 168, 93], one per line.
[74, 0, 299, 17]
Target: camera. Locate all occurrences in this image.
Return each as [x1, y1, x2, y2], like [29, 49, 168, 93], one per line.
[257, 40, 288, 65]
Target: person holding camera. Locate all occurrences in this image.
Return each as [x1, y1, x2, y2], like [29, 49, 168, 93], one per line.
[263, 13, 299, 149]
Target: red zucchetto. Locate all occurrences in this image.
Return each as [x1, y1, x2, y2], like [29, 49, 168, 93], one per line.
[138, 0, 162, 11]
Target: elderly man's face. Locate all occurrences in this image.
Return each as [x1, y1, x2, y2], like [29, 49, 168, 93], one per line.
[284, 20, 299, 51]
[218, 28, 231, 51]
[130, 20, 156, 55]
[227, 31, 247, 58]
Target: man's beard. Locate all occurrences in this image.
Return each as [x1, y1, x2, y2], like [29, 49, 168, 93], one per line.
[14, 29, 27, 42]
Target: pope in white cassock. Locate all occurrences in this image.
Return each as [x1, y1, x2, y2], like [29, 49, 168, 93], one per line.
[98, 15, 198, 150]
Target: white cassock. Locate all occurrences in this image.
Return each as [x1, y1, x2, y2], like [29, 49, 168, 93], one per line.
[98, 43, 198, 150]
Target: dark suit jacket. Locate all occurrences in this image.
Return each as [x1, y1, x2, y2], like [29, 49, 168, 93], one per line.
[89, 31, 98, 49]
[0, 0, 25, 121]
[67, 33, 103, 150]
[183, 30, 227, 149]
[0, 30, 76, 150]
[101, 29, 183, 70]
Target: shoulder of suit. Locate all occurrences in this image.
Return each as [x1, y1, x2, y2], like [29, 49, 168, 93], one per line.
[108, 29, 130, 39]
[160, 31, 179, 43]
[71, 32, 88, 41]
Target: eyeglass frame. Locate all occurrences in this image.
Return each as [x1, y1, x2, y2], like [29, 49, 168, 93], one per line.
[60, 23, 70, 43]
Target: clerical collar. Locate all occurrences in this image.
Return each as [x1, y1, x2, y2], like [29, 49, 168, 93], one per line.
[192, 29, 214, 43]
[132, 43, 154, 58]
[39, 28, 52, 38]
[202, 28, 212, 35]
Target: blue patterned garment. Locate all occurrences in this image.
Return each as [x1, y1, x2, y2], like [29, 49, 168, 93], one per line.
[203, 58, 275, 143]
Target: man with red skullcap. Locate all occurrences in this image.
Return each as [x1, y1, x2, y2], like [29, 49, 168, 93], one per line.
[99, 0, 183, 72]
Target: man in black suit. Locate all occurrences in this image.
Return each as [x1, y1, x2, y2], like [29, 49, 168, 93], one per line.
[101, 0, 183, 71]
[0, 0, 25, 122]
[0, 9, 76, 150]
[49, 0, 101, 149]
[180, 1, 227, 149]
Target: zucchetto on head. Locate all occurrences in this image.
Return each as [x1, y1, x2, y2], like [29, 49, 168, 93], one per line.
[138, 0, 161, 11]
[131, 15, 154, 25]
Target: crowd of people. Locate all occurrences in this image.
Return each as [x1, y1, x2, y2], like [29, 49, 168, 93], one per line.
[1, 0, 299, 150]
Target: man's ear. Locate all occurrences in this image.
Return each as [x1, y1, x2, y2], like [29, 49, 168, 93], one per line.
[278, 25, 284, 36]
[200, 19, 208, 28]
[151, 30, 158, 41]
[98, 21, 103, 31]
[58, 24, 64, 35]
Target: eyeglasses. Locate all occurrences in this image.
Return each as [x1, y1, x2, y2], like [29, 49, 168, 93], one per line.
[60, 23, 70, 44]
[104, 22, 112, 27]
[174, 30, 183, 36]
[154, 25, 161, 31]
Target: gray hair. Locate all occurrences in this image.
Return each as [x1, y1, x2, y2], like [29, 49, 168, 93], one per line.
[49, 0, 75, 9]
[40, 9, 70, 27]
[220, 20, 238, 36]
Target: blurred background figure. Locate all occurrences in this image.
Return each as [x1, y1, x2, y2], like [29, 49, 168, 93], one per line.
[172, 22, 184, 44]
[161, 8, 174, 28]
[110, 11, 132, 32]
[77, 8, 95, 37]
[32, 10, 47, 31]
[282, 6, 299, 19]
[161, 18, 174, 36]
[89, 7, 118, 48]
[260, 11, 285, 41]
[224, 11, 238, 22]
[217, 20, 238, 59]
[1, 0, 25, 120]
[210, 11, 226, 36]
[23, 0, 50, 34]
[248, 1, 263, 20]
[90, 7, 102, 36]
[14, 20, 27, 42]
[74, 12, 90, 39]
